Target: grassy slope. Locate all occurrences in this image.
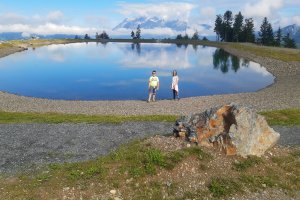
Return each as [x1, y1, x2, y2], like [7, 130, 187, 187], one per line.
[259, 109, 300, 126]
[0, 140, 299, 199]
[0, 109, 299, 125]
[0, 111, 177, 124]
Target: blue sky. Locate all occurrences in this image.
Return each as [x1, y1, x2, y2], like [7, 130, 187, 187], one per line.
[0, 0, 299, 36]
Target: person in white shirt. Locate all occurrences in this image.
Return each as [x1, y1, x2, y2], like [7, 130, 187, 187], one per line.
[171, 70, 179, 100]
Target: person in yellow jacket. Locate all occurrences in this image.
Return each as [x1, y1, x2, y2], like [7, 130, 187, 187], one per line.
[148, 70, 159, 102]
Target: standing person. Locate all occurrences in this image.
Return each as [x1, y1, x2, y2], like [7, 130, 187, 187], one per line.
[148, 70, 159, 102]
[171, 70, 179, 100]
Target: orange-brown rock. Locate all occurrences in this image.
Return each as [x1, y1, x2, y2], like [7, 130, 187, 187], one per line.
[173, 103, 280, 157]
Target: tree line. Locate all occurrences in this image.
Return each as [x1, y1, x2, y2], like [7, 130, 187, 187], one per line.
[214, 10, 296, 48]
[74, 31, 110, 40]
[175, 31, 208, 41]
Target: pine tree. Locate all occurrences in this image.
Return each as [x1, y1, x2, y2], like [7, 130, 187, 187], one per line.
[275, 27, 282, 47]
[183, 33, 189, 40]
[136, 25, 141, 39]
[266, 23, 274, 45]
[176, 34, 183, 40]
[191, 31, 199, 40]
[241, 18, 255, 43]
[214, 15, 223, 41]
[259, 17, 274, 46]
[223, 10, 233, 42]
[84, 34, 90, 40]
[283, 33, 296, 48]
[99, 31, 109, 39]
[233, 12, 243, 42]
[131, 30, 135, 39]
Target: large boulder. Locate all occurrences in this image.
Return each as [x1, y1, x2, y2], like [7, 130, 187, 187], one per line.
[173, 103, 280, 157]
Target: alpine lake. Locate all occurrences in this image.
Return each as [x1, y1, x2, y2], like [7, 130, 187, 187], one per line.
[0, 42, 274, 100]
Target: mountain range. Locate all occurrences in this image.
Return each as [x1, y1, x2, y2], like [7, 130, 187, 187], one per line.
[280, 24, 300, 44]
[0, 32, 78, 41]
[0, 17, 299, 46]
[113, 17, 189, 32]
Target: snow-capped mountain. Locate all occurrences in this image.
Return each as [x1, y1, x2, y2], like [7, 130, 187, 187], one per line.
[281, 24, 300, 44]
[113, 17, 188, 32]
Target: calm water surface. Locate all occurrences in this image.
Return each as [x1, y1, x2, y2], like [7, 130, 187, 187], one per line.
[0, 42, 274, 100]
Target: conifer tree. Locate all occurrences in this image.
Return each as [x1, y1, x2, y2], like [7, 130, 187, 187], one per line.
[136, 25, 141, 39]
[241, 18, 255, 43]
[233, 12, 243, 42]
[259, 17, 274, 46]
[214, 15, 223, 41]
[191, 31, 199, 40]
[223, 10, 233, 42]
[275, 27, 282, 47]
[131, 30, 135, 39]
[283, 33, 296, 48]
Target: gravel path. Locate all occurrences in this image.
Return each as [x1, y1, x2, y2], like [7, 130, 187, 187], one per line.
[0, 122, 298, 175]
[0, 122, 172, 174]
[273, 125, 300, 147]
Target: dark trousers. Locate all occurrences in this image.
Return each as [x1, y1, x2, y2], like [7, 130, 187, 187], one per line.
[173, 89, 177, 99]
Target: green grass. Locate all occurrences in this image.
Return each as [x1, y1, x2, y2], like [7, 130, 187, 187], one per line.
[0, 111, 177, 124]
[228, 43, 300, 62]
[259, 108, 300, 126]
[208, 177, 242, 198]
[0, 139, 299, 199]
[233, 156, 263, 171]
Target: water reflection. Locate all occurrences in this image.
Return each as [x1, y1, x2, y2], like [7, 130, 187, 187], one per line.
[0, 42, 274, 100]
[131, 43, 141, 55]
[213, 49, 250, 73]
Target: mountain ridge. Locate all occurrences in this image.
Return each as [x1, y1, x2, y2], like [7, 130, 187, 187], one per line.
[113, 16, 189, 32]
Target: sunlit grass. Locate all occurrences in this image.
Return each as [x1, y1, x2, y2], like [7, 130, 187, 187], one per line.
[229, 43, 300, 62]
[0, 111, 177, 124]
[260, 108, 300, 126]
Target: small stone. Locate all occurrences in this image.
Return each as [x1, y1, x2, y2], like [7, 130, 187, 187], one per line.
[187, 144, 191, 148]
[114, 197, 122, 200]
[166, 181, 172, 187]
[110, 190, 117, 195]
[126, 178, 133, 183]
[262, 184, 266, 188]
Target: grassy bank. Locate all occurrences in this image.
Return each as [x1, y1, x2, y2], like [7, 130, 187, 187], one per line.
[228, 43, 300, 62]
[0, 139, 299, 199]
[259, 108, 300, 126]
[0, 109, 299, 125]
[0, 111, 177, 124]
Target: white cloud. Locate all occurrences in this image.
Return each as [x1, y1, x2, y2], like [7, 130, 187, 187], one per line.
[0, 10, 65, 26]
[200, 7, 216, 17]
[117, 2, 196, 21]
[0, 23, 97, 35]
[243, 0, 283, 18]
[47, 10, 64, 24]
[293, 16, 300, 25]
[0, 13, 27, 25]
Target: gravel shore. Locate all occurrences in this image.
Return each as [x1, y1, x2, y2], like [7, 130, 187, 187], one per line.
[0, 43, 299, 115]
